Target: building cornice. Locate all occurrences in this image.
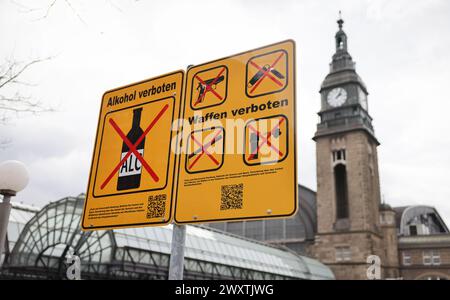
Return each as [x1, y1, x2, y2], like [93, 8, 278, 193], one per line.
[313, 126, 380, 146]
[398, 234, 450, 249]
[316, 229, 383, 239]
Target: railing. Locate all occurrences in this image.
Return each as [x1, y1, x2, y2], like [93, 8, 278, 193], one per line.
[317, 115, 374, 133]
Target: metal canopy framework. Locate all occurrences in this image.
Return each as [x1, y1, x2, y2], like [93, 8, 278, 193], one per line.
[2, 195, 334, 280]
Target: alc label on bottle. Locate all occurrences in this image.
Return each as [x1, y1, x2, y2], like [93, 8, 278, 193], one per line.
[119, 150, 144, 177]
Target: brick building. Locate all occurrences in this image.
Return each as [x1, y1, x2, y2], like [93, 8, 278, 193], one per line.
[395, 206, 450, 280]
[208, 16, 450, 280]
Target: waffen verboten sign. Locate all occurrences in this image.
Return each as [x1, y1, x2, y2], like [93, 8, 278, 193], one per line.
[174, 40, 297, 224]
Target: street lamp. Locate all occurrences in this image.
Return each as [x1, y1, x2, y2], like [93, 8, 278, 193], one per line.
[0, 160, 29, 267]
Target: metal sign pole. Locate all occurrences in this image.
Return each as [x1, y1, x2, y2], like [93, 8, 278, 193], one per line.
[168, 223, 186, 280]
[168, 64, 192, 280]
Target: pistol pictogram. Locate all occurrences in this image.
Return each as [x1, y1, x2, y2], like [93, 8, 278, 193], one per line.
[196, 75, 225, 104]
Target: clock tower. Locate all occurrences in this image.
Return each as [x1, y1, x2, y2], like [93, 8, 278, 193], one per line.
[312, 15, 388, 279]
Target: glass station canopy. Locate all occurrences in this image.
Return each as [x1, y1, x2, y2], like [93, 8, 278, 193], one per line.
[1, 194, 334, 280]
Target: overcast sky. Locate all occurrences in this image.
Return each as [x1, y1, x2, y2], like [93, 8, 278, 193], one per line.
[1, 0, 449, 225]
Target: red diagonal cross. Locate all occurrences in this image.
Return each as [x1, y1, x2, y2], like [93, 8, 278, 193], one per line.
[247, 118, 285, 161]
[249, 52, 285, 94]
[100, 104, 169, 190]
[194, 67, 226, 106]
[188, 130, 223, 170]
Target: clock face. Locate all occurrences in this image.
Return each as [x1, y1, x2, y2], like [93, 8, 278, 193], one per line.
[327, 87, 347, 107]
[359, 88, 368, 111]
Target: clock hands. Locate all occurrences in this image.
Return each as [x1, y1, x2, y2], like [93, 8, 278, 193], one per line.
[327, 88, 347, 107]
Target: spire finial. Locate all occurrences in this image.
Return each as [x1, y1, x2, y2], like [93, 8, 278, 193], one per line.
[337, 10, 344, 29]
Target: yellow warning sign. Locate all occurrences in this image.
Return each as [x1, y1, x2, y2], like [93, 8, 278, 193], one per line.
[81, 71, 184, 230]
[174, 40, 297, 224]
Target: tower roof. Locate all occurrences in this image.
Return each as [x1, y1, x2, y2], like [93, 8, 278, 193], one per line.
[337, 10, 344, 29]
[394, 206, 449, 236]
[315, 13, 376, 144]
[320, 13, 368, 93]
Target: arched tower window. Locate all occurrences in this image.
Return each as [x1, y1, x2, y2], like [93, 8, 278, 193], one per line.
[334, 163, 349, 219]
[332, 149, 346, 162]
[335, 34, 347, 51]
[337, 37, 344, 50]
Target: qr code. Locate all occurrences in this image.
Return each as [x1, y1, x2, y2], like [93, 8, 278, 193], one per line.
[147, 194, 166, 219]
[221, 183, 243, 210]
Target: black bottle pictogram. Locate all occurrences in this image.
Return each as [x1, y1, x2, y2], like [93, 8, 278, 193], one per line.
[117, 107, 145, 190]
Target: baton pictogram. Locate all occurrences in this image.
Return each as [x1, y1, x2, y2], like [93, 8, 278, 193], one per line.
[246, 50, 288, 97]
[186, 127, 225, 173]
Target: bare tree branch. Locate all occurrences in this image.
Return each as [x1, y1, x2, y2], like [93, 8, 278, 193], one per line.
[0, 57, 52, 89]
[11, 0, 41, 13]
[32, 0, 58, 21]
[63, 0, 87, 24]
[0, 57, 55, 125]
[0, 138, 12, 150]
[106, 0, 124, 14]
[12, 0, 87, 24]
